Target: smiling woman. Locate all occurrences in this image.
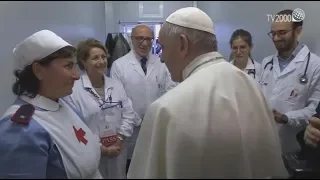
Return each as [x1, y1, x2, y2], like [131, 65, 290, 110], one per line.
[76, 38, 109, 88]
[229, 29, 261, 81]
[13, 46, 77, 100]
[0, 30, 103, 179]
[65, 38, 139, 179]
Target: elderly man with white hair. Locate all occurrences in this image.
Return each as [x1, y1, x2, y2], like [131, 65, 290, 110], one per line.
[127, 7, 288, 179]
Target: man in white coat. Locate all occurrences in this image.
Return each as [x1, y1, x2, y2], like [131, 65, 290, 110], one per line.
[260, 9, 320, 153]
[110, 24, 177, 171]
[127, 7, 288, 179]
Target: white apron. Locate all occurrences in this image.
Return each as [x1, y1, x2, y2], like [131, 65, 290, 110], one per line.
[3, 95, 102, 179]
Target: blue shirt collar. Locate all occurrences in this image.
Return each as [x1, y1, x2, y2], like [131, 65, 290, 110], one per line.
[278, 43, 304, 61]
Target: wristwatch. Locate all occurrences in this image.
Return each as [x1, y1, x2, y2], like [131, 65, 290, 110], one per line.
[117, 134, 125, 141]
[281, 114, 289, 124]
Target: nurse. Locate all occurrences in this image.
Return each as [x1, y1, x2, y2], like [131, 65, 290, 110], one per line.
[0, 30, 103, 178]
[229, 29, 261, 80]
[65, 38, 139, 179]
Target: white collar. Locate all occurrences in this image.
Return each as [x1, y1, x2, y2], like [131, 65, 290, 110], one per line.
[20, 94, 62, 112]
[129, 50, 157, 65]
[230, 58, 255, 70]
[81, 72, 94, 89]
[182, 52, 225, 80]
[132, 50, 150, 61]
[81, 72, 107, 89]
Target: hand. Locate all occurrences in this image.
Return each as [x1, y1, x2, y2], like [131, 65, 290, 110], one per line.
[304, 117, 320, 147]
[273, 109, 287, 124]
[114, 137, 124, 149]
[100, 144, 121, 158]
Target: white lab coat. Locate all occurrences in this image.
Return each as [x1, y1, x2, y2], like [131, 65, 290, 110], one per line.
[110, 50, 178, 159]
[127, 52, 288, 179]
[64, 72, 140, 179]
[260, 45, 320, 153]
[230, 58, 261, 82]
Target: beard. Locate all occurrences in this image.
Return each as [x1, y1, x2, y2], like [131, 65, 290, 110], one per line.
[274, 33, 296, 52]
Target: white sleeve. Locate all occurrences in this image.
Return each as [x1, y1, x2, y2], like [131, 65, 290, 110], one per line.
[163, 65, 178, 93]
[110, 62, 123, 83]
[118, 82, 142, 138]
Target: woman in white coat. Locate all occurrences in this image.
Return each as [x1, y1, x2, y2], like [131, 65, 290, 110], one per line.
[65, 38, 139, 179]
[229, 29, 261, 81]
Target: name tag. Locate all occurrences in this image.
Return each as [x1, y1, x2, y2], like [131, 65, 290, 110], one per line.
[99, 123, 117, 147]
[100, 135, 117, 147]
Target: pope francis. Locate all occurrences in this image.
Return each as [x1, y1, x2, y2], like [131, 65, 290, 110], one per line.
[127, 7, 288, 179]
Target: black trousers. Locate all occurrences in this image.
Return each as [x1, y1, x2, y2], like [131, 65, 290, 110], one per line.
[126, 159, 131, 174]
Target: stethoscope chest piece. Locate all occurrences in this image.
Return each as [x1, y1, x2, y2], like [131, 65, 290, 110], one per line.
[260, 51, 311, 85]
[299, 75, 308, 84]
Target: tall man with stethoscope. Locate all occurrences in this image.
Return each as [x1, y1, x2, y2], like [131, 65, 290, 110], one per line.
[259, 9, 320, 153]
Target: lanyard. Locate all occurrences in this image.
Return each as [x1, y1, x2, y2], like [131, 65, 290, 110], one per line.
[85, 88, 105, 107]
[85, 87, 123, 110]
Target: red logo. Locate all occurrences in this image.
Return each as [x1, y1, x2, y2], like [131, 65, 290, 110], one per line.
[100, 135, 117, 147]
[73, 126, 88, 145]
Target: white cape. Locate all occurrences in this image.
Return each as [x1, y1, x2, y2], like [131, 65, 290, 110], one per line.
[127, 52, 288, 179]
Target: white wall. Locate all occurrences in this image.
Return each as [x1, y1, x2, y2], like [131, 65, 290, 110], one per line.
[197, 1, 320, 62]
[0, 1, 107, 114]
[1, 1, 319, 115]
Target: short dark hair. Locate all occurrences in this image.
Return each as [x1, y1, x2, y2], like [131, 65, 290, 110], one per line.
[277, 9, 303, 29]
[12, 46, 76, 98]
[76, 38, 107, 71]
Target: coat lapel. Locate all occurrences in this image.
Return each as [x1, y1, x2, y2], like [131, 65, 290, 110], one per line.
[146, 57, 157, 79]
[129, 52, 147, 79]
[278, 45, 309, 78]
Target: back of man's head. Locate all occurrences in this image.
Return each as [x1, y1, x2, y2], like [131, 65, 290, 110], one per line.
[158, 7, 218, 82]
[164, 7, 217, 53]
[161, 23, 217, 53]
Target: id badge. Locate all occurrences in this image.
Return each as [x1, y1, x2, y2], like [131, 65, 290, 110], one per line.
[104, 107, 114, 116]
[99, 112, 117, 147]
[99, 124, 117, 147]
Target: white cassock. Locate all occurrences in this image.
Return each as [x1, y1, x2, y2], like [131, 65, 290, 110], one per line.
[127, 52, 288, 179]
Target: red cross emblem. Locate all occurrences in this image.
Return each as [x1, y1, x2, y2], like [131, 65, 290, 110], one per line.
[73, 126, 88, 145]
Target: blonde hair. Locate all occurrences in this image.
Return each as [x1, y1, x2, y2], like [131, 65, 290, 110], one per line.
[76, 38, 107, 70]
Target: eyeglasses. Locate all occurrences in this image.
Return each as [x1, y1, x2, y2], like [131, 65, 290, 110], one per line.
[268, 30, 292, 39]
[132, 36, 154, 44]
[231, 46, 248, 52]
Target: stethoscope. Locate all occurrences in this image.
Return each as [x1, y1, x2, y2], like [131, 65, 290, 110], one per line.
[259, 52, 311, 85]
[86, 87, 123, 110]
[233, 58, 256, 79]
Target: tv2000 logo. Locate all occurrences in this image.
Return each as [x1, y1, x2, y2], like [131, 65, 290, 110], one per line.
[266, 8, 305, 22]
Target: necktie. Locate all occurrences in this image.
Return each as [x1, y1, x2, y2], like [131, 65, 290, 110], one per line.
[140, 57, 148, 75]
